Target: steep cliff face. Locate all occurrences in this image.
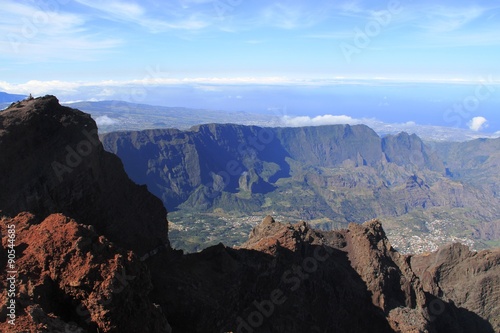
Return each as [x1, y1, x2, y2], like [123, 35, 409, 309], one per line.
[382, 132, 444, 173]
[276, 124, 384, 167]
[0, 96, 169, 255]
[432, 137, 500, 201]
[102, 123, 500, 252]
[101, 124, 452, 218]
[102, 124, 290, 210]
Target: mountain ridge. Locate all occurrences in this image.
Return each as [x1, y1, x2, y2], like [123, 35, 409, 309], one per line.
[102, 123, 500, 252]
[0, 96, 498, 332]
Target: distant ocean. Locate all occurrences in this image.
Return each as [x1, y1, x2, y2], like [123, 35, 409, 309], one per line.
[140, 83, 499, 133]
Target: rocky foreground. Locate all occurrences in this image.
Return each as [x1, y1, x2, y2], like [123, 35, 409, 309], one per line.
[0, 96, 499, 332]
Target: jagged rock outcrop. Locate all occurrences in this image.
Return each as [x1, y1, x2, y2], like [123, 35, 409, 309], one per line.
[147, 215, 498, 332]
[151, 217, 397, 332]
[411, 243, 500, 332]
[0, 96, 169, 255]
[0, 212, 170, 333]
[240, 217, 434, 332]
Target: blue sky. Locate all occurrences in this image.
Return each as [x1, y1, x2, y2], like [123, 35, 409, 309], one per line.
[1, 0, 499, 133]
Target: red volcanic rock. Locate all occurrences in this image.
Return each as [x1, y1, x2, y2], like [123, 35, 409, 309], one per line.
[0, 96, 168, 255]
[231, 216, 498, 332]
[0, 212, 170, 333]
[241, 215, 347, 254]
[344, 220, 430, 332]
[242, 217, 432, 332]
[242, 215, 317, 253]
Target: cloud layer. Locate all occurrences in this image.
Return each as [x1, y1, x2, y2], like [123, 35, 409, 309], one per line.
[95, 115, 119, 126]
[282, 115, 360, 127]
[468, 116, 488, 131]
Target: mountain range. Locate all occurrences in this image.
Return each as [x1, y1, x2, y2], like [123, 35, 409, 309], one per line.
[0, 92, 27, 110]
[0, 96, 499, 332]
[102, 124, 500, 253]
[0, 92, 26, 103]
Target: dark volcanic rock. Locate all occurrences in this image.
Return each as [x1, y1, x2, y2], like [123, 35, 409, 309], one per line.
[147, 215, 498, 332]
[151, 218, 396, 333]
[411, 243, 500, 332]
[0, 96, 168, 255]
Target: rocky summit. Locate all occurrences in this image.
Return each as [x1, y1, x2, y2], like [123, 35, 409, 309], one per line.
[0, 96, 169, 255]
[0, 96, 499, 333]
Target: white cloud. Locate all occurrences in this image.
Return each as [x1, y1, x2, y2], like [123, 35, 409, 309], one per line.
[419, 6, 485, 33]
[282, 114, 360, 127]
[0, 1, 121, 60]
[74, 0, 145, 18]
[73, 0, 212, 32]
[302, 32, 354, 40]
[468, 116, 488, 131]
[2, 77, 499, 100]
[338, 1, 364, 14]
[95, 115, 119, 126]
[278, 116, 499, 142]
[259, 2, 331, 30]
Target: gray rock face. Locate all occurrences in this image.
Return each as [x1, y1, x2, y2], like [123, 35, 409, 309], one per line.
[101, 124, 448, 214]
[101, 123, 499, 243]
